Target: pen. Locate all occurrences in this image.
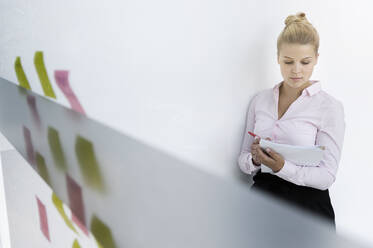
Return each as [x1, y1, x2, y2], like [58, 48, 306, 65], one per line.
[248, 131, 260, 138]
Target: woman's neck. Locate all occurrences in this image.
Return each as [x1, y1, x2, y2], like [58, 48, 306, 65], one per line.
[280, 81, 312, 99]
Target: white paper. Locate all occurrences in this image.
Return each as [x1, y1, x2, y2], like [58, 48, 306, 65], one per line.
[259, 139, 325, 173]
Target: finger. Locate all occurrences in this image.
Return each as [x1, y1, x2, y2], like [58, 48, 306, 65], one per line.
[251, 144, 260, 153]
[257, 147, 274, 165]
[266, 148, 281, 158]
[253, 137, 260, 144]
[252, 153, 260, 164]
[251, 144, 260, 150]
[265, 137, 271, 141]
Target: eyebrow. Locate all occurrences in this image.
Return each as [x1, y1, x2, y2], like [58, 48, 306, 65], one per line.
[284, 56, 312, 59]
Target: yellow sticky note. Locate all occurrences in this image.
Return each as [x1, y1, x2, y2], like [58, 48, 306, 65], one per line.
[72, 239, 81, 248]
[75, 136, 104, 191]
[52, 193, 77, 234]
[34, 51, 56, 98]
[91, 215, 116, 248]
[48, 127, 67, 171]
[35, 152, 52, 187]
[14, 56, 31, 90]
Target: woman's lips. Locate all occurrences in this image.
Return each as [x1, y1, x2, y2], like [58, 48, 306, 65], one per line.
[291, 77, 302, 81]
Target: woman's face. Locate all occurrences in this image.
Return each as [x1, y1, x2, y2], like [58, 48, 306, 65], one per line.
[277, 43, 319, 89]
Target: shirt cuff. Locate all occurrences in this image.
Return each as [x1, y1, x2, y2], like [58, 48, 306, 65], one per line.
[273, 160, 297, 180]
[247, 153, 261, 173]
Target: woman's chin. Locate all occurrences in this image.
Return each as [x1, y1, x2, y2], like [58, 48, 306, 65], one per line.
[285, 80, 307, 89]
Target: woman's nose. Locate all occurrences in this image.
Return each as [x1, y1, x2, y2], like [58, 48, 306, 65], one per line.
[291, 63, 301, 73]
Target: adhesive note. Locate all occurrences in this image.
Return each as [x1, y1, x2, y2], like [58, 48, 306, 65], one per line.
[23, 126, 35, 166]
[66, 174, 86, 228]
[36, 196, 50, 241]
[90, 215, 116, 248]
[34, 51, 56, 98]
[72, 239, 81, 248]
[35, 152, 52, 187]
[48, 127, 67, 171]
[72, 213, 89, 236]
[55, 70, 85, 114]
[95, 239, 104, 248]
[52, 192, 78, 234]
[27, 95, 41, 127]
[75, 136, 104, 191]
[14, 56, 31, 90]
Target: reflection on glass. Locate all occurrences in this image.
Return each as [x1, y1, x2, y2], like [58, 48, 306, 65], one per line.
[48, 127, 67, 171]
[52, 192, 78, 234]
[27, 95, 41, 128]
[66, 174, 86, 227]
[75, 135, 105, 191]
[91, 215, 116, 248]
[72, 212, 89, 236]
[22, 126, 35, 167]
[35, 152, 52, 187]
[34, 51, 56, 98]
[14, 56, 31, 90]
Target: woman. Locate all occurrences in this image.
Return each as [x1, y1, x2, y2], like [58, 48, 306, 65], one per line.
[237, 12, 345, 229]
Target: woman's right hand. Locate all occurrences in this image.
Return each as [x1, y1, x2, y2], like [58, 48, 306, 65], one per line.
[251, 137, 271, 166]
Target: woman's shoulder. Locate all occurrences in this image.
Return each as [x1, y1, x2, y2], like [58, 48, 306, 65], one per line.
[316, 90, 345, 120]
[250, 88, 273, 102]
[317, 90, 344, 110]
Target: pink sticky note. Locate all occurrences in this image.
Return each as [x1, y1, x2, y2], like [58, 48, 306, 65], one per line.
[72, 212, 89, 236]
[23, 126, 35, 166]
[66, 174, 86, 231]
[54, 70, 85, 114]
[36, 196, 50, 241]
[27, 95, 41, 128]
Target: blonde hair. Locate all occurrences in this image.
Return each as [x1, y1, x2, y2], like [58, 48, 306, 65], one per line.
[277, 12, 319, 57]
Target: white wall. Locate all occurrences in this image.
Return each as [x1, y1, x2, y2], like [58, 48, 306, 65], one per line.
[0, 153, 10, 248]
[0, 0, 372, 246]
[0, 133, 13, 248]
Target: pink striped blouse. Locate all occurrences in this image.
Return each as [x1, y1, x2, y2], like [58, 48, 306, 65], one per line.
[237, 80, 345, 190]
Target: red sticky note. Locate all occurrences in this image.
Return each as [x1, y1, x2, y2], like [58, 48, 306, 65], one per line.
[54, 70, 85, 114]
[36, 196, 50, 241]
[23, 126, 35, 166]
[66, 174, 86, 230]
[27, 95, 41, 128]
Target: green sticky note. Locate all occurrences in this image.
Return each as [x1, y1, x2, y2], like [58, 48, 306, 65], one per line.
[91, 215, 116, 248]
[52, 193, 78, 234]
[34, 51, 56, 98]
[72, 239, 81, 248]
[14, 56, 31, 90]
[35, 152, 52, 187]
[48, 127, 67, 171]
[75, 136, 104, 191]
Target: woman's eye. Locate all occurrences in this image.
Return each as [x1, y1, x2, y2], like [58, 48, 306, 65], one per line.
[284, 62, 310, 65]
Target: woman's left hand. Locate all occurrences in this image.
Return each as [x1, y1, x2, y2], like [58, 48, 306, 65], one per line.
[256, 139, 285, 172]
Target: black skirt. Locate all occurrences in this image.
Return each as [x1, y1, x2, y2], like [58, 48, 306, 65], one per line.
[252, 170, 336, 229]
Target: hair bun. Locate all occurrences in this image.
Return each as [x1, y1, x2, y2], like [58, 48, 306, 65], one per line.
[285, 12, 308, 27]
